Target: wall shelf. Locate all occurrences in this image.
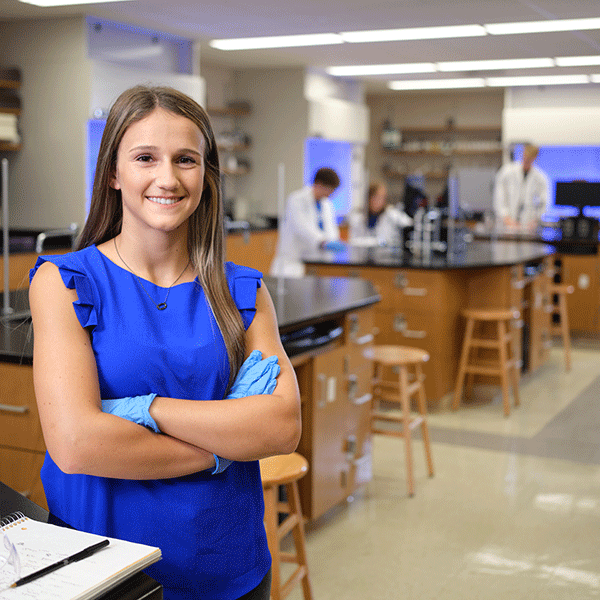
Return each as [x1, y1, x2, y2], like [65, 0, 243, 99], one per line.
[207, 106, 251, 118]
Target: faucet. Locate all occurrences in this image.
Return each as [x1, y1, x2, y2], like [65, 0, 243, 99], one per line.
[35, 223, 79, 253]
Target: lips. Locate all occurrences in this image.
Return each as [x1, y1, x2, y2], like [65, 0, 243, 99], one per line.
[147, 196, 182, 205]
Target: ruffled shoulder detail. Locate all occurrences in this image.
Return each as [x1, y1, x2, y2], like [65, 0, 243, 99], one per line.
[30, 249, 99, 331]
[225, 262, 262, 330]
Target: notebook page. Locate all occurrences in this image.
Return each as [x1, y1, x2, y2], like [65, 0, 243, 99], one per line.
[0, 517, 160, 600]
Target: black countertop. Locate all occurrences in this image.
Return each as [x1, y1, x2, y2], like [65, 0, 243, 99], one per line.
[0, 276, 380, 364]
[303, 239, 554, 270]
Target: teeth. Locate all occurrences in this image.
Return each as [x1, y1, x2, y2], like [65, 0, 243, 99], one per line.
[148, 197, 181, 205]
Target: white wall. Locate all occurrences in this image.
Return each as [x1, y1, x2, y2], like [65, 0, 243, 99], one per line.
[1, 17, 91, 229]
[503, 84, 600, 146]
[233, 68, 308, 217]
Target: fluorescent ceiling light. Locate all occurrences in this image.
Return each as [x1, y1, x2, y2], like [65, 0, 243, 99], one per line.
[437, 57, 555, 71]
[485, 17, 600, 35]
[487, 74, 590, 86]
[389, 78, 485, 90]
[340, 24, 486, 43]
[19, 0, 129, 5]
[590, 75, 600, 83]
[556, 55, 600, 67]
[209, 33, 342, 51]
[327, 63, 435, 76]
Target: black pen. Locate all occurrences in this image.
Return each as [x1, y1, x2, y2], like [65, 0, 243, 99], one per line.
[10, 539, 110, 588]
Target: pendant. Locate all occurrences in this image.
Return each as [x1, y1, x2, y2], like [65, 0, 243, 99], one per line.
[157, 303, 168, 311]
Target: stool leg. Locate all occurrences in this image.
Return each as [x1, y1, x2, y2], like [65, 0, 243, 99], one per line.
[453, 317, 475, 410]
[263, 485, 281, 600]
[399, 364, 415, 497]
[508, 324, 520, 408]
[415, 363, 434, 478]
[286, 481, 313, 600]
[497, 320, 511, 417]
[559, 293, 572, 372]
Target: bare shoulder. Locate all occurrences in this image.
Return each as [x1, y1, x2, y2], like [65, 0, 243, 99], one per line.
[29, 260, 78, 326]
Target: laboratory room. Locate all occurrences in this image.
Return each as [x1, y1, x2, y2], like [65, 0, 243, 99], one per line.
[1, 1, 600, 599]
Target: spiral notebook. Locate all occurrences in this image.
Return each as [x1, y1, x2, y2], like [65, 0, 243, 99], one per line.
[0, 512, 161, 600]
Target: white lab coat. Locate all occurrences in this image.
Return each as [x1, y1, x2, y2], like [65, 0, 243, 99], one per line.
[270, 186, 340, 277]
[349, 206, 413, 246]
[493, 162, 549, 226]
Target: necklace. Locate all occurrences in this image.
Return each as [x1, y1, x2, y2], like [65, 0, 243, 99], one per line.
[113, 237, 190, 311]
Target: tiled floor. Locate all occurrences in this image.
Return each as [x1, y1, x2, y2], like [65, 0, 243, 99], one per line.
[284, 340, 600, 599]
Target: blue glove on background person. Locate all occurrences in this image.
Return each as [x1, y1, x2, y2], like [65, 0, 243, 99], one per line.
[322, 240, 346, 252]
[100, 350, 280, 474]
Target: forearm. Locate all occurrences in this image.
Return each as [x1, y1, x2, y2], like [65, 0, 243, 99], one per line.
[150, 392, 301, 461]
[49, 412, 215, 479]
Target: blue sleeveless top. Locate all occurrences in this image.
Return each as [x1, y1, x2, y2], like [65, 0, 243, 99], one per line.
[30, 246, 270, 600]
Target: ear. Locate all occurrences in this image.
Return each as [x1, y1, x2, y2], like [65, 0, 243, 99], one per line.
[109, 173, 121, 191]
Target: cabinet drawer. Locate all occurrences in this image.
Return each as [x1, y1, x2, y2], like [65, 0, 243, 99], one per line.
[388, 270, 463, 312]
[375, 309, 463, 355]
[0, 446, 47, 510]
[345, 308, 375, 348]
[0, 363, 45, 453]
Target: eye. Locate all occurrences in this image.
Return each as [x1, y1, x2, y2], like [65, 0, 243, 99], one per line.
[135, 154, 153, 163]
[177, 155, 198, 165]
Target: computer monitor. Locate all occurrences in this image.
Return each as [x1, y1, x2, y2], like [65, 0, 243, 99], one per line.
[555, 181, 600, 216]
[453, 167, 497, 218]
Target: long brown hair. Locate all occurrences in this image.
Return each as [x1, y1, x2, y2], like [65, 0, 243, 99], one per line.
[78, 85, 245, 389]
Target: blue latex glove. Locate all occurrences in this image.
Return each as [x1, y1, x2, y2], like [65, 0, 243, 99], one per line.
[213, 351, 281, 475]
[323, 240, 346, 252]
[101, 394, 159, 433]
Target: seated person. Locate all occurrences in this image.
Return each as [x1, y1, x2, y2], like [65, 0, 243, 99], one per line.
[349, 182, 412, 246]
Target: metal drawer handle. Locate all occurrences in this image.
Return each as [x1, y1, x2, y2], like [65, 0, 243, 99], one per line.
[393, 315, 426, 339]
[0, 403, 29, 414]
[512, 280, 527, 290]
[354, 333, 374, 345]
[403, 287, 427, 296]
[353, 393, 372, 406]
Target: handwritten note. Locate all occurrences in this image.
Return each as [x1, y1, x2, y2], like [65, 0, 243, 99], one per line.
[0, 517, 160, 600]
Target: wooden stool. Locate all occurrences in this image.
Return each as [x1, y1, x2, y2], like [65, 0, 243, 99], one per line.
[550, 284, 574, 372]
[453, 308, 520, 417]
[363, 345, 434, 498]
[259, 453, 313, 600]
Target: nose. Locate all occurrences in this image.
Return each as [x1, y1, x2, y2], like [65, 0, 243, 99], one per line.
[155, 160, 179, 189]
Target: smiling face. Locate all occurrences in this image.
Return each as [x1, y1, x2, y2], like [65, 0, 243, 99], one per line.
[110, 107, 206, 238]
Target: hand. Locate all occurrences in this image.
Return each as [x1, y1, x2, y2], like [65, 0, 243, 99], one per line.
[101, 394, 160, 433]
[227, 350, 280, 400]
[322, 240, 346, 252]
[213, 351, 281, 475]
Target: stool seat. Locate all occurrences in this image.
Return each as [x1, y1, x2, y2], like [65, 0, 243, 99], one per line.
[260, 452, 309, 487]
[260, 453, 313, 600]
[365, 345, 434, 497]
[461, 308, 520, 321]
[453, 308, 520, 417]
[364, 345, 429, 366]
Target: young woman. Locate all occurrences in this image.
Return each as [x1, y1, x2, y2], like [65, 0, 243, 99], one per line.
[349, 181, 412, 246]
[29, 85, 301, 600]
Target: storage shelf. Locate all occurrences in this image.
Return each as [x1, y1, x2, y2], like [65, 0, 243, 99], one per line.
[221, 167, 250, 176]
[0, 142, 21, 152]
[399, 125, 501, 136]
[382, 167, 448, 181]
[217, 143, 251, 152]
[384, 149, 502, 157]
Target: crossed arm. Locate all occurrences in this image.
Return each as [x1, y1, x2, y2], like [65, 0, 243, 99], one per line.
[29, 261, 301, 480]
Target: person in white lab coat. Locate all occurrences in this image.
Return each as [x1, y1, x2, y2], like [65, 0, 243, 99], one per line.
[493, 144, 550, 231]
[349, 182, 413, 246]
[270, 167, 344, 277]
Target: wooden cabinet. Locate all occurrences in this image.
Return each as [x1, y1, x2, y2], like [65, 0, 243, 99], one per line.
[307, 257, 551, 403]
[295, 307, 374, 521]
[557, 253, 600, 334]
[0, 362, 47, 509]
[0, 249, 66, 292]
[225, 229, 277, 275]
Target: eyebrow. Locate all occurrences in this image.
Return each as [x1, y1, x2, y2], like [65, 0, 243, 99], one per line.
[127, 145, 203, 157]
